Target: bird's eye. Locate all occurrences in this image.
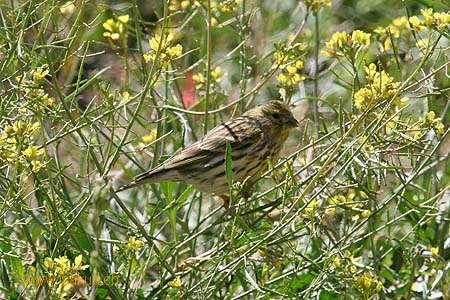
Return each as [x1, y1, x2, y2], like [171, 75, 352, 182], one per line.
[272, 113, 280, 119]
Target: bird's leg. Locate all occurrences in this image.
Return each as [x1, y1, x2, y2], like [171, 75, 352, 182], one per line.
[220, 180, 254, 209]
[220, 194, 230, 208]
[240, 181, 254, 198]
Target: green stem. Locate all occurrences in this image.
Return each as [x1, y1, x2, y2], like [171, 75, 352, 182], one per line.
[204, 0, 212, 133]
[313, 11, 320, 136]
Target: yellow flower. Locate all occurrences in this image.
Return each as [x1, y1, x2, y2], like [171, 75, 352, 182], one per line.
[126, 236, 144, 251]
[12, 120, 25, 134]
[354, 87, 372, 110]
[304, 198, 320, 216]
[144, 33, 183, 66]
[117, 15, 129, 24]
[120, 91, 131, 103]
[392, 16, 409, 29]
[166, 44, 183, 58]
[387, 16, 410, 38]
[211, 16, 218, 27]
[276, 72, 305, 86]
[361, 210, 371, 218]
[433, 12, 450, 29]
[59, 1, 75, 14]
[43, 95, 56, 107]
[421, 8, 434, 27]
[27, 122, 41, 135]
[351, 30, 371, 47]
[192, 72, 205, 89]
[373, 26, 386, 35]
[170, 0, 192, 11]
[323, 30, 371, 57]
[308, 0, 332, 13]
[355, 271, 383, 296]
[430, 246, 439, 256]
[219, 0, 240, 13]
[364, 63, 377, 81]
[426, 111, 436, 122]
[22, 145, 44, 160]
[434, 122, 445, 134]
[416, 38, 429, 49]
[142, 128, 158, 143]
[333, 256, 341, 267]
[149, 33, 173, 52]
[54, 256, 72, 274]
[329, 195, 346, 205]
[103, 16, 128, 40]
[211, 66, 226, 82]
[295, 60, 304, 69]
[103, 19, 122, 40]
[274, 52, 289, 67]
[325, 31, 349, 54]
[393, 96, 409, 108]
[354, 64, 404, 112]
[44, 257, 54, 269]
[31, 160, 44, 173]
[359, 191, 368, 199]
[168, 276, 183, 288]
[72, 255, 90, 272]
[42, 255, 89, 297]
[409, 16, 424, 31]
[32, 65, 49, 83]
[286, 65, 297, 75]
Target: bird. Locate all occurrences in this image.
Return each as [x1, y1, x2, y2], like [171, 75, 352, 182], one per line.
[117, 100, 299, 198]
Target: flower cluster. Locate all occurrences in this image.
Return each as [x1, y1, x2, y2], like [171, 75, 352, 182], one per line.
[0, 119, 45, 172]
[412, 111, 446, 140]
[219, 0, 241, 13]
[409, 9, 450, 31]
[15, 65, 56, 113]
[321, 30, 371, 58]
[144, 33, 183, 68]
[301, 0, 332, 13]
[326, 190, 371, 220]
[355, 271, 383, 298]
[169, 0, 192, 11]
[1, 65, 56, 173]
[192, 66, 226, 90]
[373, 16, 411, 52]
[126, 236, 145, 252]
[273, 42, 306, 89]
[353, 63, 407, 112]
[102, 15, 129, 40]
[332, 251, 383, 297]
[43, 255, 89, 297]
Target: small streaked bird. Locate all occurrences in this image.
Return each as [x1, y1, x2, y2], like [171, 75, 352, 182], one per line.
[117, 100, 298, 197]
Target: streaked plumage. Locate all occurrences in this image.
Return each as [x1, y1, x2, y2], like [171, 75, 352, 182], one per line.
[117, 100, 298, 195]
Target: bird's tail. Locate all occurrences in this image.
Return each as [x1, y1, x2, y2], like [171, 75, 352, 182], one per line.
[115, 167, 172, 193]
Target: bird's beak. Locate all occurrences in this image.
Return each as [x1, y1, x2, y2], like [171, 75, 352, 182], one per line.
[287, 115, 299, 127]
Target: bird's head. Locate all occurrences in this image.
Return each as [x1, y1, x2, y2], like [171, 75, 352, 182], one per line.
[246, 100, 299, 129]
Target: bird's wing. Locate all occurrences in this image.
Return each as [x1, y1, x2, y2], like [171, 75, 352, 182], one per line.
[121, 116, 263, 190]
[161, 116, 264, 170]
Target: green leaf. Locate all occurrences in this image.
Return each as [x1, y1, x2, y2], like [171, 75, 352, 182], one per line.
[319, 289, 342, 300]
[95, 287, 109, 299]
[288, 272, 315, 294]
[175, 186, 193, 205]
[8, 289, 19, 300]
[1, 259, 11, 289]
[160, 181, 176, 203]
